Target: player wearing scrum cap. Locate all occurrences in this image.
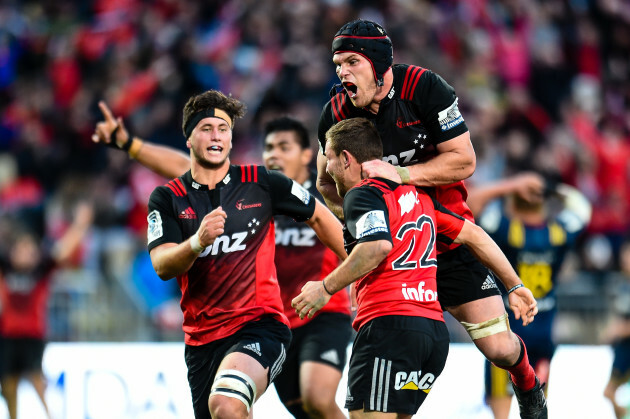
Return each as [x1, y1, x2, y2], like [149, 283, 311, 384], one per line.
[315, 19, 547, 419]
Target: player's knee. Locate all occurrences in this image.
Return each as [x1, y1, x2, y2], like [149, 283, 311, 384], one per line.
[209, 396, 248, 419]
[461, 314, 519, 363]
[209, 369, 257, 417]
[284, 400, 311, 419]
[484, 337, 521, 366]
[300, 377, 342, 417]
[603, 382, 618, 400]
[302, 392, 335, 417]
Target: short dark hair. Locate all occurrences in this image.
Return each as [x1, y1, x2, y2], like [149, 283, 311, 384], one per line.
[263, 116, 310, 149]
[325, 118, 383, 163]
[182, 90, 246, 137]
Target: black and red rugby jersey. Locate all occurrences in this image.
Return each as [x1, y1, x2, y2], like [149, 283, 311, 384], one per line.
[147, 165, 317, 345]
[274, 170, 350, 329]
[0, 256, 54, 339]
[342, 178, 465, 331]
[318, 64, 474, 252]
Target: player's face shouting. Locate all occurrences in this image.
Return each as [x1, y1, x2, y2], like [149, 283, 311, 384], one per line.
[333, 52, 378, 109]
[188, 116, 232, 168]
[263, 130, 311, 182]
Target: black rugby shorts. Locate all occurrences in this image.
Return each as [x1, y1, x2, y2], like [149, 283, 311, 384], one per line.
[436, 245, 502, 308]
[274, 312, 352, 406]
[184, 316, 291, 419]
[345, 315, 449, 415]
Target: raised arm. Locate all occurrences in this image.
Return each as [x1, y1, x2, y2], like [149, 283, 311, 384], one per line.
[454, 220, 537, 325]
[466, 172, 545, 217]
[361, 132, 475, 186]
[51, 201, 94, 265]
[93, 101, 190, 179]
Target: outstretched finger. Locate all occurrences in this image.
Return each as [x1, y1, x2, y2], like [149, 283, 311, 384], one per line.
[98, 101, 116, 123]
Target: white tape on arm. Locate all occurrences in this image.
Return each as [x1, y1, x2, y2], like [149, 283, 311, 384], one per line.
[190, 231, 205, 254]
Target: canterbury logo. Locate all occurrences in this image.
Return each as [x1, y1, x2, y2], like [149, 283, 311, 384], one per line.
[236, 199, 262, 210]
[178, 207, 197, 219]
[396, 118, 422, 128]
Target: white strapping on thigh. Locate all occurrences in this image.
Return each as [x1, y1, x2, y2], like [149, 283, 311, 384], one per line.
[460, 313, 509, 340]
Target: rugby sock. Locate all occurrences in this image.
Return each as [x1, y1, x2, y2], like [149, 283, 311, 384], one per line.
[495, 335, 536, 391]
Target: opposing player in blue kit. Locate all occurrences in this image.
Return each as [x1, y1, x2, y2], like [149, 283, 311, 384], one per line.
[466, 172, 591, 419]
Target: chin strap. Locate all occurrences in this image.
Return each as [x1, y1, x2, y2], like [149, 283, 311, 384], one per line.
[329, 83, 344, 97]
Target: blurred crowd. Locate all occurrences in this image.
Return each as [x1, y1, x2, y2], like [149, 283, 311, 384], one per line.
[0, 0, 629, 342]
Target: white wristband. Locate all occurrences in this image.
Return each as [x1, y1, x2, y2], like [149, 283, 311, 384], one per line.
[190, 231, 205, 253]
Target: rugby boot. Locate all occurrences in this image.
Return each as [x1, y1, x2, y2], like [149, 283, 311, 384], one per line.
[512, 377, 548, 419]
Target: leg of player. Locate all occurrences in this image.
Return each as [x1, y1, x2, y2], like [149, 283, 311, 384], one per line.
[27, 370, 51, 417]
[1, 374, 19, 419]
[485, 360, 512, 419]
[348, 411, 412, 419]
[604, 376, 628, 419]
[209, 352, 269, 418]
[300, 361, 345, 418]
[448, 296, 547, 419]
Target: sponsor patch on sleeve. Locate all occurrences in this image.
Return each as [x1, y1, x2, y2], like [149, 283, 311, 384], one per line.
[356, 210, 388, 239]
[438, 98, 464, 132]
[147, 210, 164, 243]
[291, 181, 311, 205]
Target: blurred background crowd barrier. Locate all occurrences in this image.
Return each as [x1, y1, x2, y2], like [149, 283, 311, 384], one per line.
[0, 0, 629, 344]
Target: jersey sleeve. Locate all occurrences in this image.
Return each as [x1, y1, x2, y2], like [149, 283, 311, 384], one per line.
[267, 170, 317, 222]
[432, 198, 466, 244]
[413, 70, 468, 144]
[147, 186, 183, 252]
[317, 101, 334, 154]
[343, 186, 392, 245]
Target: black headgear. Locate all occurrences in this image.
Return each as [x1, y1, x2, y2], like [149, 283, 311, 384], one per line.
[332, 19, 393, 86]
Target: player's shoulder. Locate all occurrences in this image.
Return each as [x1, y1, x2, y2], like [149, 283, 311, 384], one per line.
[150, 181, 179, 203]
[348, 178, 397, 202]
[393, 64, 450, 100]
[322, 90, 355, 124]
[229, 164, 269, 184]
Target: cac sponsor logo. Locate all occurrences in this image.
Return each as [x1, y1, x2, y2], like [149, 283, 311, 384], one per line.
[401, 282, 438, 302]
[398, 191, 419, 216]
[395, 370, 436, 393]
[275, 227, 317, 247]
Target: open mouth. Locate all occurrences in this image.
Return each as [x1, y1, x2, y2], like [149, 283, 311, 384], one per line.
[343, 82, 358, 98]
[267, 163, 283, 172]
[208, 145, 223, 153]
